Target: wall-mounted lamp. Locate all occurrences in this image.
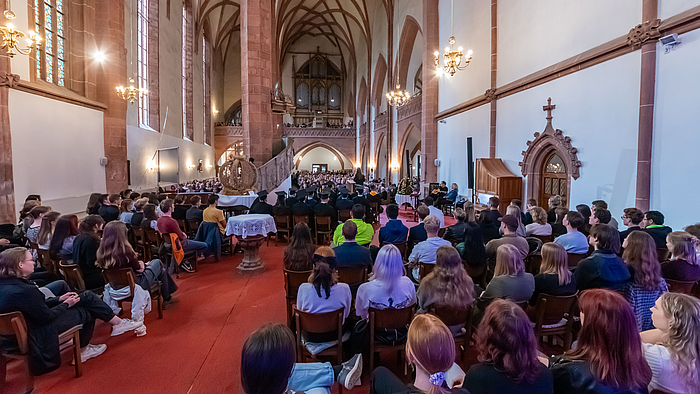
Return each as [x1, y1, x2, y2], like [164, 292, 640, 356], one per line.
[93, 51, 106, 62]
[390, 161, 400, 170]
[187, 161, 196, 170]
[197, 160, 203, 172]
[213, 108, 219, 115]
[147, 159, 157, 172]
[205, 162, 213, 170]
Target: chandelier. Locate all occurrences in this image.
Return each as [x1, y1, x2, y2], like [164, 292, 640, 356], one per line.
[116, 77, 147, 104]
[434, 0, 472, 77]
[0, 8, 41, 57]
[386, 84, 411, 107]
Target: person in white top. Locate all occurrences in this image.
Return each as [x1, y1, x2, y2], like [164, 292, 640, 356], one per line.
[296, 247, 352, 325]
[423, 197, 445, 228]
[525, 206, 552, 236]
[640, 292, 700, 394]
[356, 244, 416, 320]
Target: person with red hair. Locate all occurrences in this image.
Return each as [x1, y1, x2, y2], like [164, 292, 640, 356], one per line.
[549, 289, 651, 393]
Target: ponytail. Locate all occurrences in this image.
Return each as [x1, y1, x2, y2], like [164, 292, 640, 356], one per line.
[310, 261, 337, 299]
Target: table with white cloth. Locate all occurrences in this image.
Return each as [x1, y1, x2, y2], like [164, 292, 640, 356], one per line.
[216, 194, 258, 208]
[225, 214, 277, 274]
[396, 194, 414, 209]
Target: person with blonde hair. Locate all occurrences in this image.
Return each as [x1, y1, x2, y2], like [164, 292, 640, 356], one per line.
[417, 246, 475, 330]
[641, 292, 700, 394]
[620, 231, 668, 331]
[661, 231, 700, 282]
[529, 242, 576, 306]
[408, 215, 451, 282]
[465, 299, 553, 394]
[371, 314, 470, 394]
[525, 206, 552, 236]
[476, 244, 534, 316]
[356, 244, 415, 320]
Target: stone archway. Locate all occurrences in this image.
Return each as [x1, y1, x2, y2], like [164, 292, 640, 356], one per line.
[519, 98, 581, 208]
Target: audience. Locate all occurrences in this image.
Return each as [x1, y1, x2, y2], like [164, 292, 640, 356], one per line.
[86, 193, 103, 215]
[476, 244, 534, 318]
[487, 196, 502, 224]
[98, 194, 121, 223]
[443, 208, 469, 245]
[547, 195, 561, 223]
[549, 289, 651, 394]
[172, 195, 188, 220]
[25, 206, 51, 248]
[574, 224, 630, 291]
[72, 215, 105, 290]
[185, 195, 204, 222]
[642, 210, 673, 249]
[589, 208, 611, 226]
[640, 292, 700, 394]
[48, 214, 79, 262]
[130, 198, 148, 228]
[408, 215, 451, 282]
[378, 204, 408, 246]
[553, 211, 589, 253]
[524, 198, 537, 225]
[333, 204, 374, 246]
[478, 209, 501, 244]
[141, 203, 159, 231]
[485, 215, 529, 270]
[529, 242, 576, 306]
[436, 182, 459, 209]
[465, 299, 554, 394]
[503, 204, 527, 238]
[312, 190, 337, 228]
[661, 231, 700, 282]
[620, 231, 668, 331]
[525, 206, 552, 237]
[592, 200, 619, 229]
[575, 204, 592, 236]
[36, 211, 60, 250]
[334, 221, 372, 272]
[619, 207, 644, 242]
[119, 199, 133, 224]
[424, 197, 445, 228]
[283, 223, 316, 271]
[408, 205, 430, 246]
[157, 199, 208, 272]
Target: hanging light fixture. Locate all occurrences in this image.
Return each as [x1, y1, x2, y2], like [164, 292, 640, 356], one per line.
[116, 0, 147, 104]
[0, 2, 41, 57]
[386, 84, 411, 107]
[434, 0, 472, 77]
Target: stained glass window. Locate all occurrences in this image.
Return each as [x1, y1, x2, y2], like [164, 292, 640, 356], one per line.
[137, 0, 149, 127]
[546, 154, 566, 174]
[34, 0, 65, 86]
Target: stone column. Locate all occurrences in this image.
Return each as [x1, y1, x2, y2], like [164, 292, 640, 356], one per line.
[634, 0, 659, 212]
[241, 0, 274, 164]
[421, 0, 439, 192]
[489, 0, 498, 158]
[0, 2, 16, 223]
[95, 0, 128, 193]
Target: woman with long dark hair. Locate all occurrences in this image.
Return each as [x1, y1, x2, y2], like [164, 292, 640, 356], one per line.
[283, 222, 316, 271]
[141, 203, 159, 231]
[49, 214, 80, 262]
[418, 246, 475, 320]
[25, 206, 52, 248]
[72, 215, 105, 290]
[36, 211, 60, 251]
[96, 221, 177, 302]
[549, 289, 652, 393]
[575, 204, 592, 236]
[86, 193, 103, 215]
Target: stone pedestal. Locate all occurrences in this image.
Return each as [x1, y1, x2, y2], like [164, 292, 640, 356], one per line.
[236, 234, 265, 275]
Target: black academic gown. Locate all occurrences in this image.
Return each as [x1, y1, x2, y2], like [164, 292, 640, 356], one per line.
[250, 202, 274, 215]
[314, 202, 338, 229]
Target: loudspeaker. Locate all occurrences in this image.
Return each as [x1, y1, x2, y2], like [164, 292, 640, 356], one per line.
[405, 149, 410, 178]
[467, 137, 474, 189]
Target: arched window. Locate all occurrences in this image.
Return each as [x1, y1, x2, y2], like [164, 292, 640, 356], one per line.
[541, 152, 568, 207]
[182, 2, 193, 141]
[296, 83, 309, 108]
[34, 0, 66, 86]
[137, 0, 149, 126]
[328, 84, 341, 109]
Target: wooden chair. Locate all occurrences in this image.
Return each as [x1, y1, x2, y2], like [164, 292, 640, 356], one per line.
[176, 218, 188, 234]
[391, 242, 407, 260]
[665, 278, 698, 295]
[36, 248, 58, 277]
[314, 215, 333, 245]
[293, 215, 310, 226]
[338, 209, 352, 222]
[657, 248, 670, 263]
[59, 262, 87, 293]
[418, 262, 435, 280]
[273, 214, 292, 246]
[464, 262, 487, 289]
[532, 292, 579, 352]
[368, 306, 415, 373]
[567, 253, 587, 270]
[187, 219, 202, 235]
[160, 233, 200, 274]
[0, 311, 82, 393]
[429, 305, 472, 361]
[293, 307, 344, 364]
[131, 227, 149, 260]
[534, 234, 554, 244]
[369, 201, 380, 224]
[102, 268, 163, 319]
[144, 229, 163, 262]
[438, 228, 446, 238]
[284, 269, 313, 327]
[336, 266, 368, 290]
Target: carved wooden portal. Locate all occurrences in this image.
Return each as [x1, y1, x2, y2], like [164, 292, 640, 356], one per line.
[520, 98, 581, 209]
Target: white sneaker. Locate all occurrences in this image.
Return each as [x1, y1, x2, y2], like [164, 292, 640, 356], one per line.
[80, 344, 107, 362]
[111, 318, 145, 337]
[338, 353, 363, 390]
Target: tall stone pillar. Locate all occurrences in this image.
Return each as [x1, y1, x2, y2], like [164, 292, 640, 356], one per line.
[0, 2, 16, 223]
[95, 0, 128, 193]
[421, 0, 439, 192]
[241, 0, 274, 164]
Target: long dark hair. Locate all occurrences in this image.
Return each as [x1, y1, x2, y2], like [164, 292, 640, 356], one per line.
[80, 215, 104, 235]
[576, 204, 592, 233]
[241, 324, 296, 394]
[37, 211, 60, 246]
[283, 222, 315, 271]
[96, 221, 138, 269]
[49, 214, 79, 259]
[143, 204, 158, 221]
[462, 222, 486, 267]
[622, 231, 662, 290]
[310, 260, 337, 299]
[86, 193, 102, 213]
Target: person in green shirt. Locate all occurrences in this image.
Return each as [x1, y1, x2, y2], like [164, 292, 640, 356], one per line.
[333, 204, 374, 246]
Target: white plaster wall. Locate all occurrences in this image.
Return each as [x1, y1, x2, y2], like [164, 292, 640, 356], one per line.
[370, 0, 388, 113]
[296, 147, 344, 172]
[437, 104, 490, 197]
[652, 29, 700, 230]
[496, 52, 641, 218]
[9, 90, 106, 215]
[438, 0, 491, 112]
[659, 0, 700, 19]
[497, 0, 641, 87]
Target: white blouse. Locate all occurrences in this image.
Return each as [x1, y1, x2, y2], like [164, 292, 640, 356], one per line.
[525, 222, 552, 236]
[643, 343, 689, 394]
[296, 283, 352, 323]
[355, 277, 416, 320]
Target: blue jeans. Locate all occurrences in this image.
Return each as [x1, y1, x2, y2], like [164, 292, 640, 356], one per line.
[287, 362, 334, 394]
[182, 239, 208, 254]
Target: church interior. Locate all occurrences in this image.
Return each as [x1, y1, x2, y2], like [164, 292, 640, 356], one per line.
[1, 0, 700, 393]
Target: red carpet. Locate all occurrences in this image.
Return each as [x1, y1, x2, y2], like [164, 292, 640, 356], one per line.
[3, 209, 458, 394]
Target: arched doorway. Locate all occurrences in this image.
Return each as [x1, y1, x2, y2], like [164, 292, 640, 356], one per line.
[539, 152, 568, 208]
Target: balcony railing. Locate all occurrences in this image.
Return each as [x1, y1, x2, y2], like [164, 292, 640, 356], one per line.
[282, 127, 355, 138]
[397, 95, 422, 121]
[214, 125, 244, 137]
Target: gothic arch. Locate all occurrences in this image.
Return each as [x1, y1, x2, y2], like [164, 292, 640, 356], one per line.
[519, 98, 582, 208]
[357, 77, 368, 118]
[398, 122, 421, 176]
[395, 15, 422, 90]
[294, 142, 351, 170]
[372, 54, 387, 108]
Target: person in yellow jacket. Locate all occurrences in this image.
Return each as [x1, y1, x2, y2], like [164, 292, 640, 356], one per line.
[333, 204, 374, 246]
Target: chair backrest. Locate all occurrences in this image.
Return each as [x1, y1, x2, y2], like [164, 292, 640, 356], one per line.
[293, 215, 310, 225]
[338, 209, 352, 222]
[390, 242, 407, 259]
[657, 248, 670, 263]
[370, 305, 415, 330]
[187, 219, 202, 233]
[132, 226, 146, 241]
[534, 234, 554, 244]
[0, 312, 29, 354]
[429, 305, 471, 327]
[315, 215, 332, 231]
[36, 248, 56, 274]
[438, 228, 446, 238]
[102, 268, 137, 294]
[145, 228, 162, 245]
[176, 219, 188, 233]
[525, 237, 544, 256]
[567, 253, 587, 269]
[665, 278, 698, 295]
[534, 292, 579, 327]
[59, 262, 86, 292]
[284, 269, 312, 299]
[275, 214, 291, 229]
[294, 307, 343, 335]
[419, 262, 435, 279]
[369, 201, 379, 212]
[336, 266, 367, 287]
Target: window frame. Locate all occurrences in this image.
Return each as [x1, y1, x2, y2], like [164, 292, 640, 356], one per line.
[136, 0, 150, 128]
[33, 0, 67, 87]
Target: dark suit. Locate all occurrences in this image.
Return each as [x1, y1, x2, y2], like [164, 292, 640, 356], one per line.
[313, 202, 338, 229]
[250, 202, 274, 215]
[335, 197, 353, 212]
[185, 207, 204, 222]
[335, 241, 373, 271]
[408, 223, 428, 246]
[172, 205, 188, 221]
[443, 222, 469, 245]
[273, 204, 291, 218]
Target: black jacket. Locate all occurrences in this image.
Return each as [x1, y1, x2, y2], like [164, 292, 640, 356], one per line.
[286, 196, 299, 208]
[98, 204, 119, 223]
[313, 203, 338, 229]
[0, 277, 69, 375]
[185, 207, 204, 222]
[72, 233, 104, 290]
[172, 205, 188, 220]
[250, 202, 274, 215]
[408, 223, 428, 246]
[642, 226, 672, 249]
[335, 198, 354, 212]
[273, 204, 291, 218]
[130, 212, 144, 227]
[443, 222, 469, 245]
[549, 357, 647, 394]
